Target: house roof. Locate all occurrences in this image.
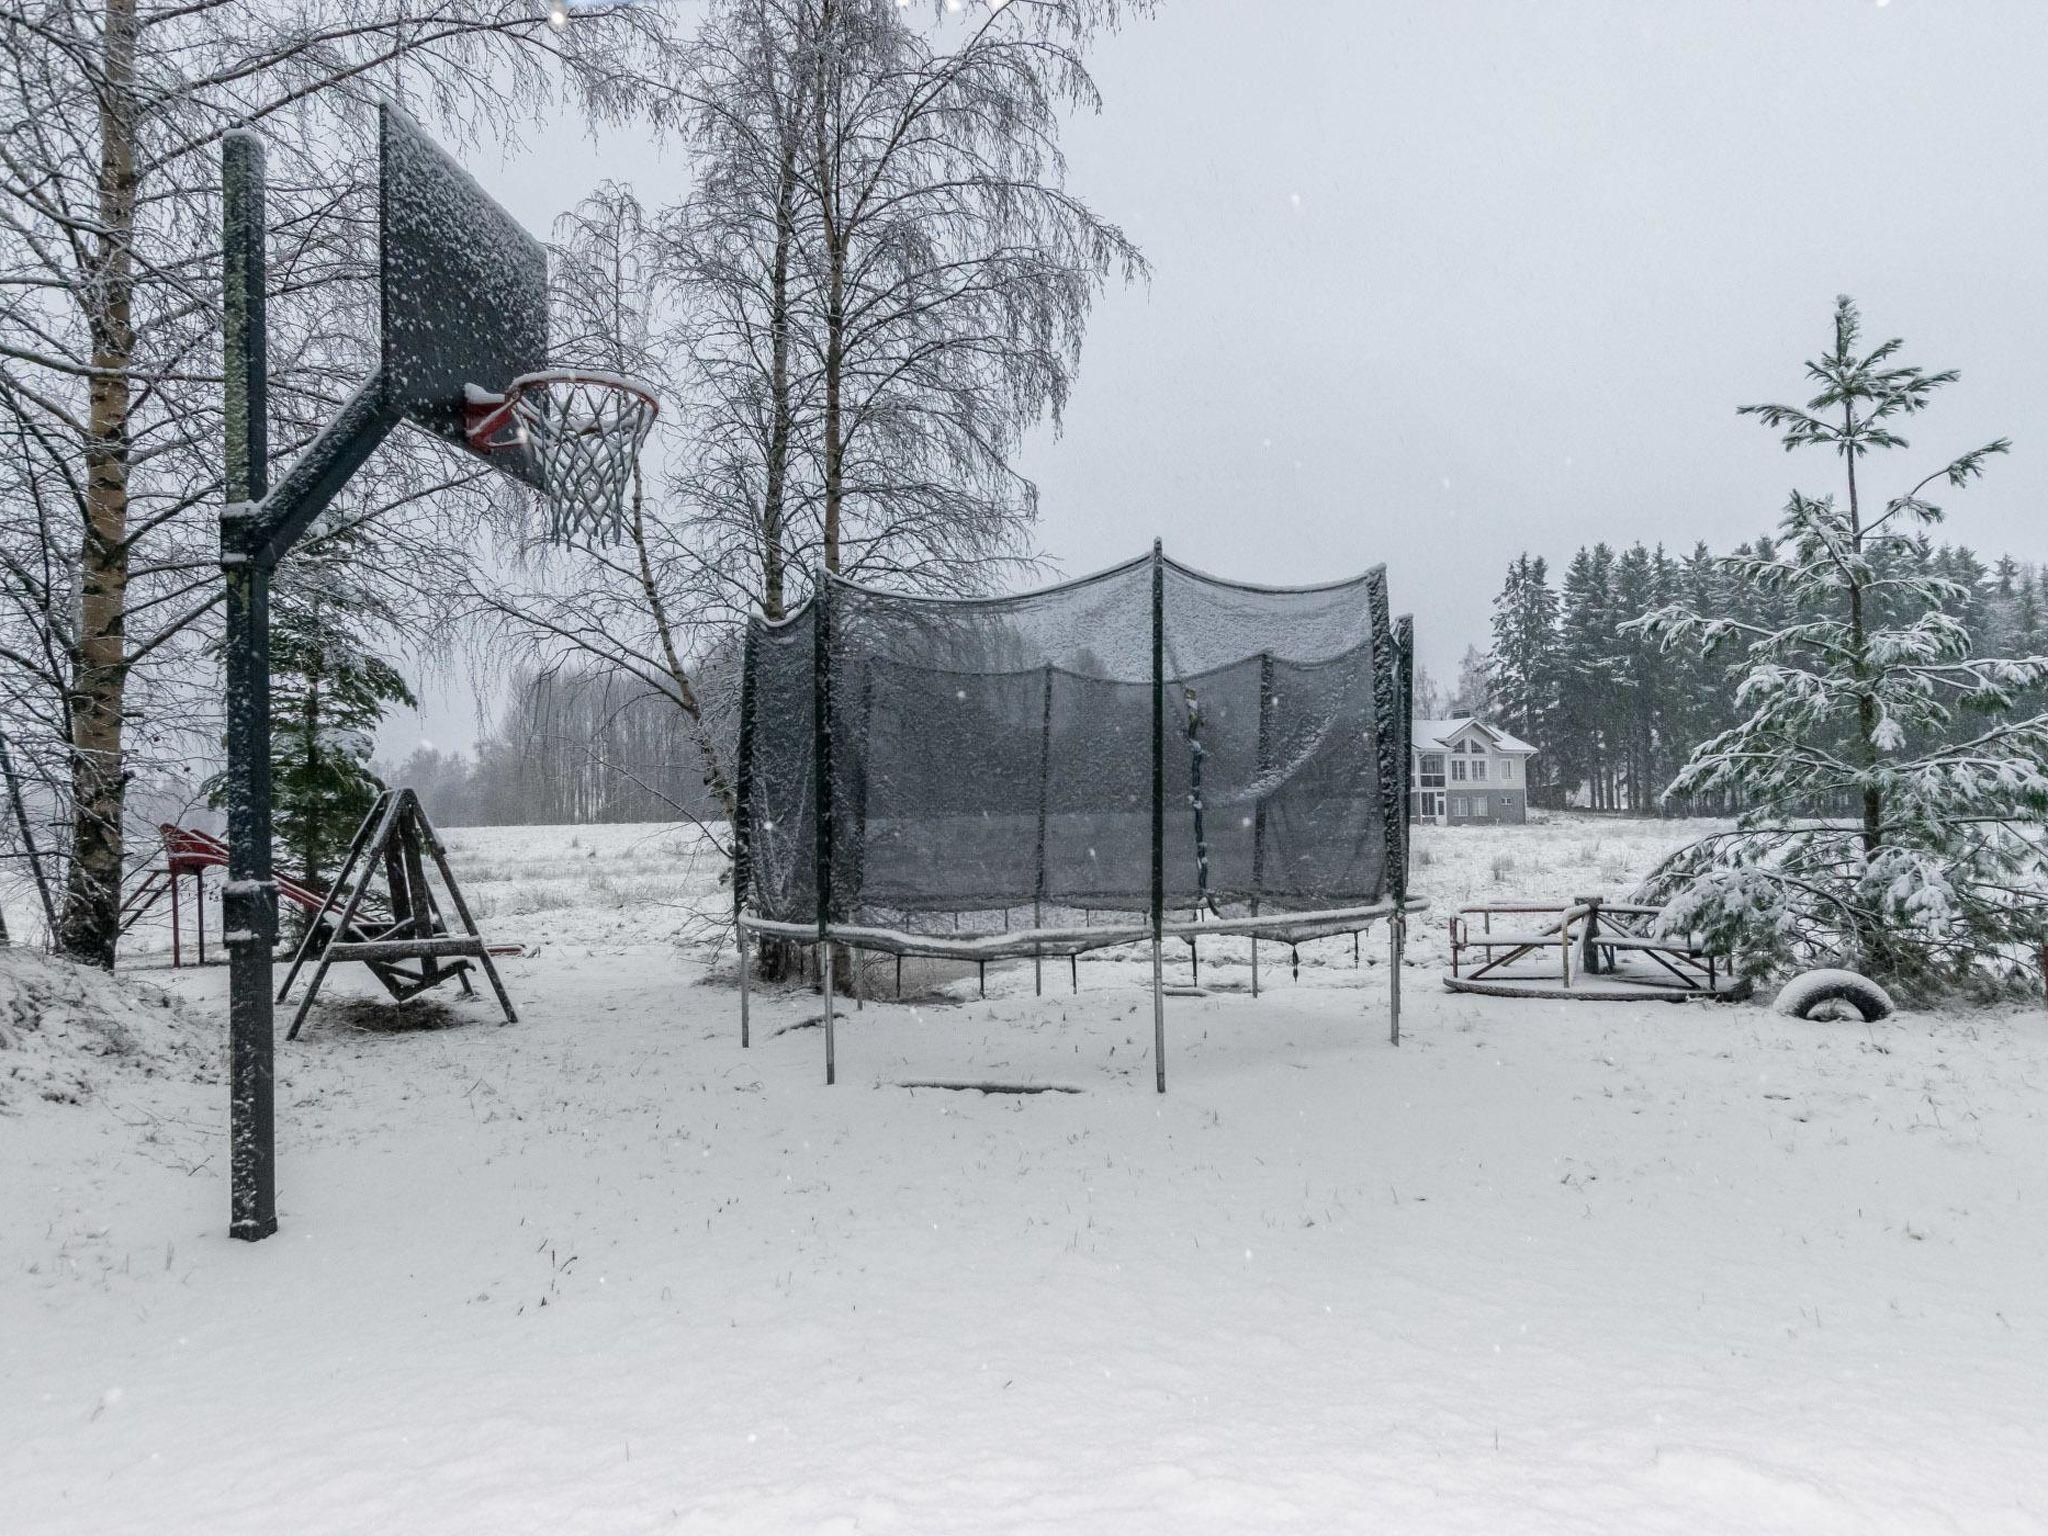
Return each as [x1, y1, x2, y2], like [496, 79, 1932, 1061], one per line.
[1411, 716, 1538, 755]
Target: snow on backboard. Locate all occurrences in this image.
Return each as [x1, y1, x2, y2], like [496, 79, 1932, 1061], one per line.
[379, 102, 547, 483]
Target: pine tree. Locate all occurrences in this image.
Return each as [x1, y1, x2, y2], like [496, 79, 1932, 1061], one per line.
[1662, 541, 1743, 813]
[1486, 554, 1561, 804]
[1556, 544, 1622, 809]
[269, 597, 415, 892]
[1451, 645, 1494, 717]
[1633, 297, 2048, 993]
[1610, 544, 1667, 812]
[210, 516, 414, 895]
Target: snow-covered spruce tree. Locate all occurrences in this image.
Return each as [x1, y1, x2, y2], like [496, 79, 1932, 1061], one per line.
[1556, 544, 1622, 809]
[1487, 553, 1559, 802]
[1450, 645, 1494, 717]
[210, 516, 412, 904]
[1631, 297, 2048, 995]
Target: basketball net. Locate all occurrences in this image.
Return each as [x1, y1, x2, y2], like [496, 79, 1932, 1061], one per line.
[467, 371, 658, 547]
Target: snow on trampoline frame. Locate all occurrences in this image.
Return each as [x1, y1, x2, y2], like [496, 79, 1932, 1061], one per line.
[732, 542, 1422, 1087]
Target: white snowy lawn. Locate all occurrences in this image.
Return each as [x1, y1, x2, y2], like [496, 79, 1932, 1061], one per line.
[6, 814, 2048, 1534]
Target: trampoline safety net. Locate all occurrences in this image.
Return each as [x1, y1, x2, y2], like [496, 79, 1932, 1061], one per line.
[736, 544, 1414, 958]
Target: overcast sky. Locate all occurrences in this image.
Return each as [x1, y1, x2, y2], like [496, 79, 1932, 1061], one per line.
[385, 0, 2048, 753]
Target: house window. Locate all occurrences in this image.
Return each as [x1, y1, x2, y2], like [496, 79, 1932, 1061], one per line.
[1418, 791, 1443, 820]
[1501, 758, 1516, 782]
[1472, 759, 1488, 782]
[1472, 794, 1491, 817]
[1451, 796, 1468, 818]
[1419, 752, 1445, 787]
[1451, 759, 1468, 782]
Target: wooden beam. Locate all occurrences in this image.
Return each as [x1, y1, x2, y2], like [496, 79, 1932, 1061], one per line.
[325, 936, 486, 962]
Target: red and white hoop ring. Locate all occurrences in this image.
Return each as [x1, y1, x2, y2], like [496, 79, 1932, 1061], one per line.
[464, 369, 659, 545]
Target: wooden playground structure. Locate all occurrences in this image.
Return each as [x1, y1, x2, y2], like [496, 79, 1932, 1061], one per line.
[120, 824, 321, 968]
[119, 811, 523, 1011]
[1445, 895, 1741, 1001]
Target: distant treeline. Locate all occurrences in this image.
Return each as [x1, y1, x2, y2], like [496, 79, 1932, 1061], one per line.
[1486, 540, 2048, 815]
[382, 666, 729, 829]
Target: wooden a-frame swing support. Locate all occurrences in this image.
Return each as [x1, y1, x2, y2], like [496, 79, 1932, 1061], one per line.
[275, 788, 516, 1038]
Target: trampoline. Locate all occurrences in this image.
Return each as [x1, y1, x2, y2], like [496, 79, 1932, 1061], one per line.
[734, 541, 1422, 1087]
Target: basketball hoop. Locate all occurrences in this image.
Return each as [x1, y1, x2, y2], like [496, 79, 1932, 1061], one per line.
[464, 370, 658, 546]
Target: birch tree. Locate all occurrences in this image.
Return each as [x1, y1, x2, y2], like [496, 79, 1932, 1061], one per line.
[663, 0, 824, 625]
[797, 0, 1145, 590]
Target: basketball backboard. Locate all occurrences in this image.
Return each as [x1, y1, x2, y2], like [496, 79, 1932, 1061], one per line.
[378, 102, 547, 482]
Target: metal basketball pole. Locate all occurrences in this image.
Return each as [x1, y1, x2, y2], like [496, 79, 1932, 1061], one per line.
[221, 134, 277, 1242]
[220, 132, 404, 1241]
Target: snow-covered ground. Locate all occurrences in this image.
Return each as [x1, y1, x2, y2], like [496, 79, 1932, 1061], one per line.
[6, 813, 2048, 1534]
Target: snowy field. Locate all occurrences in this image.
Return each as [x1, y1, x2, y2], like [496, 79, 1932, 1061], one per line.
[6, 813, 2048, 1534]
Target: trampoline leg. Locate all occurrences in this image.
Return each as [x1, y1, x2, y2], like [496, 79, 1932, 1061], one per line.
[1152, 936, 1166, 1094]
[853, 946, 863, 1011]
[1190, 939, 1199, 987]
[1389, 913, 1404, 1047]
[1292, 945, 1300, 983]
[738, 924, 751, 1049]
[823, 944, 836, 1086]
[1251, 936, 1259, 999]
[1070, 954, 1078, 994]
[1354, 931, 1360, 968]
[978, 961, 986, 998]
[895, 955, 903, 999]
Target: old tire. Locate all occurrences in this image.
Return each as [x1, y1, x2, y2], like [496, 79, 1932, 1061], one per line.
[1775, 968, 1895, 1023]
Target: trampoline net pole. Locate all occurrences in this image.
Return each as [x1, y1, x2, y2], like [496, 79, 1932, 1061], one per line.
[1392, 615, 1415, 1046]
[1366, 577, 1399, 1041]
[813, 567, 835, 1082]
[823, 943, 835, 1085]
[1152, 541, 1166, 1093]
[1252, 651, 1274, 1000]
[1035, 663, 1052, 999]
[735, 624, 756, 1047]
[1152, 937, 1166, 1094]
[1389, 912, 1403, 1046]
[738, 924, 751, 1048]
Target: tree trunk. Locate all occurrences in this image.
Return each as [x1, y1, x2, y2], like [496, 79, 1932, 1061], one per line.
[629, 469, 738, 825]
[1843, 402, 1888, 972]
[60, 0, 140, 968]
[820, 227, 844, 574]
[813, 12, 844, 577]
[760, 138, 799, 620]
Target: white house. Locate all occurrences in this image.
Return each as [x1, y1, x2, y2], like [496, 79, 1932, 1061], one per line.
[1411, 717, 1538, 825]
